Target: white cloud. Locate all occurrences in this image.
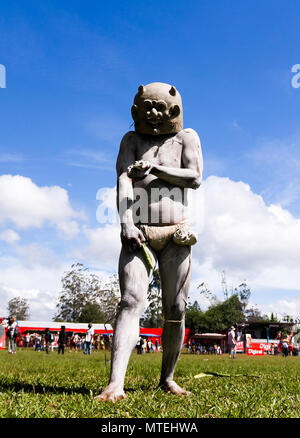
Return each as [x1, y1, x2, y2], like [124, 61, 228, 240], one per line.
[0, 174, 84, 236]
[0, 229, 20, 244]
[192, 176, 300, 288]
[56, 220, 81, 239]
[261, 298, 300, 320]
[0, 262, 64, 321]
[15, 243, 61, 269]
[74, 224, 121, 271]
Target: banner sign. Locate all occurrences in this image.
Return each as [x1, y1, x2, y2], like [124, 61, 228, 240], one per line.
[250, 342, 272, 352]
[235, 341, 244, 352]
[247, 347, 264, 356]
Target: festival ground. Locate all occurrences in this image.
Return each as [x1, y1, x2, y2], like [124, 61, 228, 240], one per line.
[0, 348, 299, 418]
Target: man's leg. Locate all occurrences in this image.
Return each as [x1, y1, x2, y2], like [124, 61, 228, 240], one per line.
[158, 242, 192, 395]
[95, 244, 156, 402]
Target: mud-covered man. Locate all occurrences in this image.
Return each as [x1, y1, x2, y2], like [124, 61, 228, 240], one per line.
[96, 82, 203, 402]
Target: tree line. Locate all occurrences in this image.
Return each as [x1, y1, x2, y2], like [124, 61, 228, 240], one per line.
[5, 263, 297, 331]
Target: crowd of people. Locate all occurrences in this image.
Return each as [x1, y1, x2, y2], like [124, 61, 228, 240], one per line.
[272, 340, 299, 356]
[185, 340, 222, 355]
[4, 318, 113, 356]
[136, 336, 160, 354]
[4, 317, 299, 358]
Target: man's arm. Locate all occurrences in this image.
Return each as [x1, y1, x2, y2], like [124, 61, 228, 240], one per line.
[116, 132, 145, 250]
[150, 129, 203, 189]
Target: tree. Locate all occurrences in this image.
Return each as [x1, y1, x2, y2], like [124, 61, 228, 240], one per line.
[54, 263, 122, 324]
[54, 263, 101, 322]
[140, 269, 163, 328]
[78, 302, 106, 323]
[282, 314, 294, 323]
[234, 282, 251, 312]
[7, 297, 30, 320]
[186, 281, 252, 333]
[244, 306, 266, 322]
[197, 282, 218, 305]
[96, 274, 121, 324]
[204, 294, 245, 332]
[185, 301, 206, 333]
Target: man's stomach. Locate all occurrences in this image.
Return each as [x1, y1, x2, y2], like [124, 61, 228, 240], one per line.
[132, 198, 189, 226]
[132, 177, 189, 225]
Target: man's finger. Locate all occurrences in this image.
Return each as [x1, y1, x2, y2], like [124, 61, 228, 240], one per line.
[139, 232, 145, 242]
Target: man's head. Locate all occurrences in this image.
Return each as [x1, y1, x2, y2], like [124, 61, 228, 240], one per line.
[131, 82, 183, 136]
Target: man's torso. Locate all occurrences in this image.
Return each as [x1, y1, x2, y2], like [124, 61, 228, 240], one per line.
[128, 130, 194, 226]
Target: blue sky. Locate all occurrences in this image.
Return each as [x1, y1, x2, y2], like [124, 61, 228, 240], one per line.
[1, 0, 300, 321]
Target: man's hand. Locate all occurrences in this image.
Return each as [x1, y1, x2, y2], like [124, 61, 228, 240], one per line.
[121, 223, 145, 251]
[127, 160, 152, 179]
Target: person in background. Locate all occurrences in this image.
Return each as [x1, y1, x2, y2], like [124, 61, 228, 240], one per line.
[54, 333, 59, 350]
[84, 323, 94, 355]
[6, 316, 18, 354]
[41, 335, 45, 351]
[146, 338, 152, 353]
[281, 340, 289, 357]
[18, 335, 24, 350]
[58, 326, 67, 355]
[45, 328, 52, 354]
[142, 338, 147, 354]
[136, 337, 142, 355]
[70, 332, 76, 352]
[73, 333, 79, 352]
[25, 332, 30, 348]
[228, 326, 236, 359]
[35, 334, 41, 352]
[50, 331, 55, 352]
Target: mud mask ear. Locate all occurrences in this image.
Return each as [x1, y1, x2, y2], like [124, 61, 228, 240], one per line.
[131, 104, 138, 120]
[169, 86, 176, 96]
[169, 104, 180, 119]
[138, 85, 145, 95]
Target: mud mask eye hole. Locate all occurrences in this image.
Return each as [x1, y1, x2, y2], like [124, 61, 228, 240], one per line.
[156, 101, 167, 112]
[169, 104, 180, 119]
[144, 99, 152, 111]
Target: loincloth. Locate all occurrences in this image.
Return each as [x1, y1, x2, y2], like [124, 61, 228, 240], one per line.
[138, 222, 197, 252]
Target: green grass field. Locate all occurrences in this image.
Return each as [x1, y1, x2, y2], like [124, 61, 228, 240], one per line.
[0, 348, 299, 418]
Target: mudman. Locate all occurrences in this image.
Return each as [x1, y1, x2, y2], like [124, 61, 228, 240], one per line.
[96, 82, 203, 402]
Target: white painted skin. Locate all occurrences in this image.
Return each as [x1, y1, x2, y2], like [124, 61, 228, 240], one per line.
[95, 127, 203, 402]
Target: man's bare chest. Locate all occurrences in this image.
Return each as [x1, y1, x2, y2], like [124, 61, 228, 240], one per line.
[135, 135, 183, 168]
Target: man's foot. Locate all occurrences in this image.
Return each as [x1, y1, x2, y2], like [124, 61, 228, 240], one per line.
[94, 385, 127, 403]
[159, 380, 191, 396]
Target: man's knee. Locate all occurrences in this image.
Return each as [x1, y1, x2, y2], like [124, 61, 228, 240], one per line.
[163, 299, 186, 322]
[118, 291, 146, 315]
